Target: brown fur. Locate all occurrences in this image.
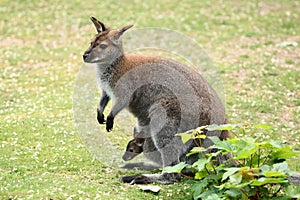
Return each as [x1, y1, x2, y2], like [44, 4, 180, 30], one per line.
[110, 55, 159, 86]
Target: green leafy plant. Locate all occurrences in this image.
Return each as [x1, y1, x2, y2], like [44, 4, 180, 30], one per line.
[165, 124, 300, 200]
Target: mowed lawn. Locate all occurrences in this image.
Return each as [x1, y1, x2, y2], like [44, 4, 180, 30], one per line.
[0, 0, 299, 199]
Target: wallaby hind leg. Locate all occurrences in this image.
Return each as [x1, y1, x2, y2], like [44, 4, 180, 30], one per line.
[148, 105, 182, 167]
[120, 113, 184, 184]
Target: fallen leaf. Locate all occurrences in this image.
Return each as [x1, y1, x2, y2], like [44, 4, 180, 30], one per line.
[137, 185, 161, 193]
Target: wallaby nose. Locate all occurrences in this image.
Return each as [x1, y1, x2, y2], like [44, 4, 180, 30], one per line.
[83, 53, 89, 61]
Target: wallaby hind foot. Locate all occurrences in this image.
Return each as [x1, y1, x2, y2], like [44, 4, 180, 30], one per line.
[120, 162, 160, 171]
[120, 172, 181, 185]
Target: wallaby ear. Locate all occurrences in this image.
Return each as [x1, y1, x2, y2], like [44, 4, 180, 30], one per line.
[119, 24, 134, 35]
[109, 24, 133, 42]
[90, 16, 107, 33]
[113, 24, 133, 39]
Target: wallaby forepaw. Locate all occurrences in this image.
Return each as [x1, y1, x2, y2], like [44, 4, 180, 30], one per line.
[106, 115, 114, 132]
[97, 112, 105, 124]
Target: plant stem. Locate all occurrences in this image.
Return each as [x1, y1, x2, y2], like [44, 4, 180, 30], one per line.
[272, 185, 283, 198]
[204, 164, 210, 175]
[193, 139, 200, 147]
[180, 173, 194, 180]
[257, 148, 260, 167]
[211, 163, 217, 174]
[262, 151, 272, 165]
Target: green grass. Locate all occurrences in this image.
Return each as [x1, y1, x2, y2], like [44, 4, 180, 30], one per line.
[0, 0, 299, 199]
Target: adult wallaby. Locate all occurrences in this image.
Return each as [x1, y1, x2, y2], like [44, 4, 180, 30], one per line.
[83, 17, 229, 184]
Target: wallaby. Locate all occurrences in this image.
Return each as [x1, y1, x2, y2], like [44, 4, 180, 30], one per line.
[121, 127, 162, 171]
[83, 17, 229, 184]
[122, 138, 144, 161]
[122, 127, 145, 161]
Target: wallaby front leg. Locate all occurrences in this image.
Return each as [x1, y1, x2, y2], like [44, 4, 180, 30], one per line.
[97, 91, 110, 124]
[106, 100, 127, 132]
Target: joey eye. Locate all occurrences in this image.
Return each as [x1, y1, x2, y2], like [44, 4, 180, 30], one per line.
[99, 44, 108, 49]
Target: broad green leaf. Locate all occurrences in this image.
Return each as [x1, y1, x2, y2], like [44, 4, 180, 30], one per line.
[243, 137, 256, 143]
[190, 146, 207, 153]
[163, 162, 188, 173]
[263, 171, 286, 177]
[229, 173, 242, 185]
[198, 189, 219, 200]
[186, 147, 207, 156]
[286, 185, 300, 198]
[239, 166, 251, 171]
[214, 140, 234, 153]
[254, 124, 272, 130]
[234, 181, 252, 189]
[194, 171, 209, 180]
[269, 140, 283, 148]
[251, 177, 287, 186]
[195, 125, 209, 132]
[194, 134, 206, 139]
[219, 181, 252, 189]
[205, 174, 220, 181]
[192, 180, 208, 199]
[232, 181, 252, 189]
[256, 141, 272, 148]
[192, 158, 209, 171]
[236, 144, 258, 159]
[259, 165, 270, 172]
[272, 162, 289, 174]
[272, 146, 298, 159]
[222, 168, 240, 181]
[206, 124, 235, 131]
[208, 136, 221, 144]
[258, 140, 282, 150]
[228, 137, 248, 149]
[205, 194, 222, 200]
[206, 124, 220, 131]
[224, 189, 242, 198]
[175, 133, 193, 144]
[192, 179, 208, 192]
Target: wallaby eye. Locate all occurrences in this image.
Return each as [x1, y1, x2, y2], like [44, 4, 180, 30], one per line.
[129, 148, 134, 152]
[99, 44, 108, 49]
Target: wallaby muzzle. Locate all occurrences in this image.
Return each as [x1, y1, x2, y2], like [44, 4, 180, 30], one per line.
[83, 53, 89, 61]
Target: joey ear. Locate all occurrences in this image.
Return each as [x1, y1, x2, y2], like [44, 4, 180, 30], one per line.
[135, 138, 145, 146]
[90, 16, 107, 33]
